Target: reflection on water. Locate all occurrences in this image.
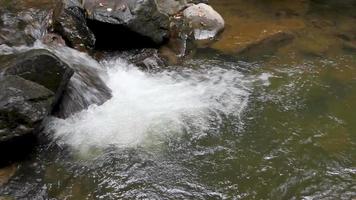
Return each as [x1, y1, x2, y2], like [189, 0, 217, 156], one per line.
[1, 0, 356, 199]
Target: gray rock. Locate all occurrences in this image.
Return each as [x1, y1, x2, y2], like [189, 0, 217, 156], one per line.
[52, 0, 96, 50]
[0, 9, 50, 46]
[1, 49, 74, 105]
[54, 67, 112, 118]
[0, 76, 54, 142]
[114, 48, 166, 70]
[0, 49, 74, 142]
[183, 3, 225, 40]
[155, 0, 188, 16]
[157, 3, 223, 64]
[83, 0, 170, 44]
[187, 0, 208, 4]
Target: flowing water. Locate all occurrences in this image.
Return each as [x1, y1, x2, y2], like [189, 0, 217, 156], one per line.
[1, 0, 356, 199]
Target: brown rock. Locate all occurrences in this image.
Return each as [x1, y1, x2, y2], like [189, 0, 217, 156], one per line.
[0, 164, 17, 186]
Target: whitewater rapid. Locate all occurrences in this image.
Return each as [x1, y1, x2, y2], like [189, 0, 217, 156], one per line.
[0, 42, 262, 151]
[47, 58, 254, 150]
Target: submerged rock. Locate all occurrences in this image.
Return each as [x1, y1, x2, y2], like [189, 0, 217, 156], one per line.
[236, 31, 295, 60]
[0, 49, 73, 144]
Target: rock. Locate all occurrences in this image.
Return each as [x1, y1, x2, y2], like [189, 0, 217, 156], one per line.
[83, 0, 170, 44]
[0, 196, 14, 200]
[342, 41, 356, 52]
[187, 0, 208, 3]
[0, 76, 54, 142]
[42, 33, 66, 46]
[0, 49, 73, 143]
[183, 3, 225, 41]
[0, 8, 51, 46]
[236, 31, 295, 60]
[159, 2, 224, 63]
[296, 31, 332, 57]
[336, 30, 356, 52]
[155, 0, 188, 16]
[52, 0, 96, 50]
[117, 48, 166, 70]
[158, 45, 182, 65]
[53, 67, 112, 118]
[0, 164, 17, 186]
[2, 49, 74, 105]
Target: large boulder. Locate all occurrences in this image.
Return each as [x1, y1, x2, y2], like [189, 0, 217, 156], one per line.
[52, 0, 171, 50]
[83, 0, 170, 44]
[0, 49, 74, 143]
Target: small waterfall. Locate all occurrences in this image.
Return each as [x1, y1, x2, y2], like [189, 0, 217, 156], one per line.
[1, 41, 255, 151]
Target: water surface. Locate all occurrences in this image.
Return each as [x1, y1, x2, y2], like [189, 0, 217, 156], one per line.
[1, 0, 356, 199]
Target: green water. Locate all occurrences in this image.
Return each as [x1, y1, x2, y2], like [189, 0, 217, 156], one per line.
[1, 0, 356, 199]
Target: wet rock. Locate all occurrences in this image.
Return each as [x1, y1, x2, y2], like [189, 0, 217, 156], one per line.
[118, 49, 166, 70]
[155, 0, 188, 16]
[342, 41, 356, 52]
[158, 46, 181, 65]
[54, 67, 112, 118]
[83, 0, 170, 44]
[236, 31, 295, 60]
[156, 3, 224, 64]
[52, 0, 96, 50]
[0, 164, 17, 186]
[182, 3, 225, 41]
[42, 33, 66, 46]
[0, 49, 73, 143]
[2, 49, 74, 104]
[0, 76, 54, 142]
[0, 9, 51, 46]
[187, 0, 208, 3]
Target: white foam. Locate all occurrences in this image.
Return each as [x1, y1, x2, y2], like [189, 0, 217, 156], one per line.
[47, 58, 252, 150]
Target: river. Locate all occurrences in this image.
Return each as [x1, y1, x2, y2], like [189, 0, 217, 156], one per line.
[0, 0, 355, 199]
